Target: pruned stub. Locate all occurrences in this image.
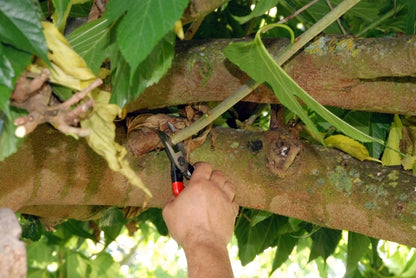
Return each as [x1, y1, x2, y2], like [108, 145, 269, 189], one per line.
[266, 133, 301, 177]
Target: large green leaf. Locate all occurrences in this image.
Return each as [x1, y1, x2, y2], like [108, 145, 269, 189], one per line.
[67, 17, 111, 73]
[59, 219, 98, 242]
[0, 43, 14, 89]
[0, 43, 33, 109]
[405, 0, 416, 34]
[21, 215, 45, 242]
[101, 207, 127, 247]
[65, 251, 90, 277]
[136, 208, 169, 236]
[224, 24, 383, 144]
[235, 210, 283, 265]
[0, 95, 28, 162]
[345, 232, 370, 277]
[107, 0, 188, 76]
[109, 32, 176, 106]
[270, 233, 299, 274]
[308, 227, 342, 262]
[0, 0, 49, 64]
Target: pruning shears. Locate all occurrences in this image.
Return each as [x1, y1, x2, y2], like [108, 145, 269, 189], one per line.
[158, 122, 194, 196]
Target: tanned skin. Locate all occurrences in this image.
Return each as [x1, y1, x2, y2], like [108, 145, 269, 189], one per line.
[163, 162, 239, 278]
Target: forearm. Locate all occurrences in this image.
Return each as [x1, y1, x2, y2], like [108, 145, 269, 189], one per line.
[184, 241, 234, 278]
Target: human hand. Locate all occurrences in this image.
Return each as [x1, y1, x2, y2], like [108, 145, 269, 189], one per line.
[162, 162, 239, 250]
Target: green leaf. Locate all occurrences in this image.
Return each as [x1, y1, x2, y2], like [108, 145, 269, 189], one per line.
[0, 0, 50, 65]
[136, 208, 168, 236]
[59, 219, 97, 242]
[0, 103, 27, 161]
[270, 233, 298, 274]
[405, 0, 416, 34]
[308, 227, 342, 262]
[90, 252, 120, 277]
[224, 24, 383, 144]
[234, 0, 279, 24]
[111, 0, 188, 75]
[21, 216, 44, 242]
[345, 232, 370, 277]
[101, 207, 126, 246]
[65, 251, 90, 277]
[0, 43, 14, 89]
[67, 17, 112, 74]
[109, 32, 176, 107]
[235, 210, 282, 265]
[52, 0, 71, 32]
[0, 41, 33, 161]
[343, 111, 391, 158]
[250, 210, 273, 227]
[0, 43, 33, 109]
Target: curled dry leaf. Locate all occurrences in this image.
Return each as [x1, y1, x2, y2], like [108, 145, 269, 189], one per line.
[126, 104, 212, 157]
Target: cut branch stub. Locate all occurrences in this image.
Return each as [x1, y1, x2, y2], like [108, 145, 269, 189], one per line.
[10, 71, 102, 138]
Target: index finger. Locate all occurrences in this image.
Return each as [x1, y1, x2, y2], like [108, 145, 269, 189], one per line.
[190, 162, 212, 181]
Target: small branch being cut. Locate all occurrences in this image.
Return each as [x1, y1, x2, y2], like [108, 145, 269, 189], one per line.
[11, 70, 102, 138]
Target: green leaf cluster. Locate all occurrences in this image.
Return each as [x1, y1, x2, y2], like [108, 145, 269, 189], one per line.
[234, 208, 411, 277]
[3, 0, 415, 277]
[23, 216, 120, 278]
[0, 0, 47, 160]
[22, 207, 171, 277]
[66, 0, 189, 107]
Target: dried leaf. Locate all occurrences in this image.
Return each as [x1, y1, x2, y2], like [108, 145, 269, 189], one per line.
[325, 134, 381, 163]
[81, 90, 151, 197]
[381, 115, 402, 166]
[400, 123, 416, 172]
[28, 21, 96, 90]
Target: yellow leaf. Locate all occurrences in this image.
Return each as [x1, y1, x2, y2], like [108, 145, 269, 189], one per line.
[324, 134, 381, 163]
[29, 22, 96, 90]
[81, 90, 152, 197]
[400, 121, 416, 171]
[381, 115, 402, 166]
[174, 20, 184, 40]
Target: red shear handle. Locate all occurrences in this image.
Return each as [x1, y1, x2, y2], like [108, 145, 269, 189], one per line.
[171, 165, 184, 196]
[172, 181, 184, 197]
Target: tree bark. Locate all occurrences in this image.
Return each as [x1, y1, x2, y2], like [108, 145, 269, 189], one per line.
[126, 35, 416, 115]
[1, 124, 415, 248]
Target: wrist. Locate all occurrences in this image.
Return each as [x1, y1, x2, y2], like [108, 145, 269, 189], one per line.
[183, 236, 234, 278]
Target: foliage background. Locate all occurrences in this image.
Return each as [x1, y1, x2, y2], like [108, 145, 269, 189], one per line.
[1, 0, 415, 277]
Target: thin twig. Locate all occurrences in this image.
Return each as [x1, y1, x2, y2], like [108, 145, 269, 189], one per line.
[325, 0, 347, 34]
[278, 0, 320, 24]
[171, 0, 360, 145]
[59, 79, 102, 110]
[184, 16, 205, 40]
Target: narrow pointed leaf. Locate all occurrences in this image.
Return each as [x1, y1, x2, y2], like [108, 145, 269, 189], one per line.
[67, 17, 111, 73]
[224, 25, 384, 144]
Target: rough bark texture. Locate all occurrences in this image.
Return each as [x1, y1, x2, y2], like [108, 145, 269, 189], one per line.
[0, 208, 26, 278]
[126, 35, 416, 115]
[182, 0, 228, 24]
[1, 124, 415, 248]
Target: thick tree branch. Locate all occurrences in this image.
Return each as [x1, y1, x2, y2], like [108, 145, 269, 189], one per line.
[1, 124, 415, 247]
[126, 35, 416, 115]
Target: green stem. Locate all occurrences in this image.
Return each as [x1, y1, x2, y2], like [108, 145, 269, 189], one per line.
[356, 4, 404, 37]
[171, 0, 360, 145]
